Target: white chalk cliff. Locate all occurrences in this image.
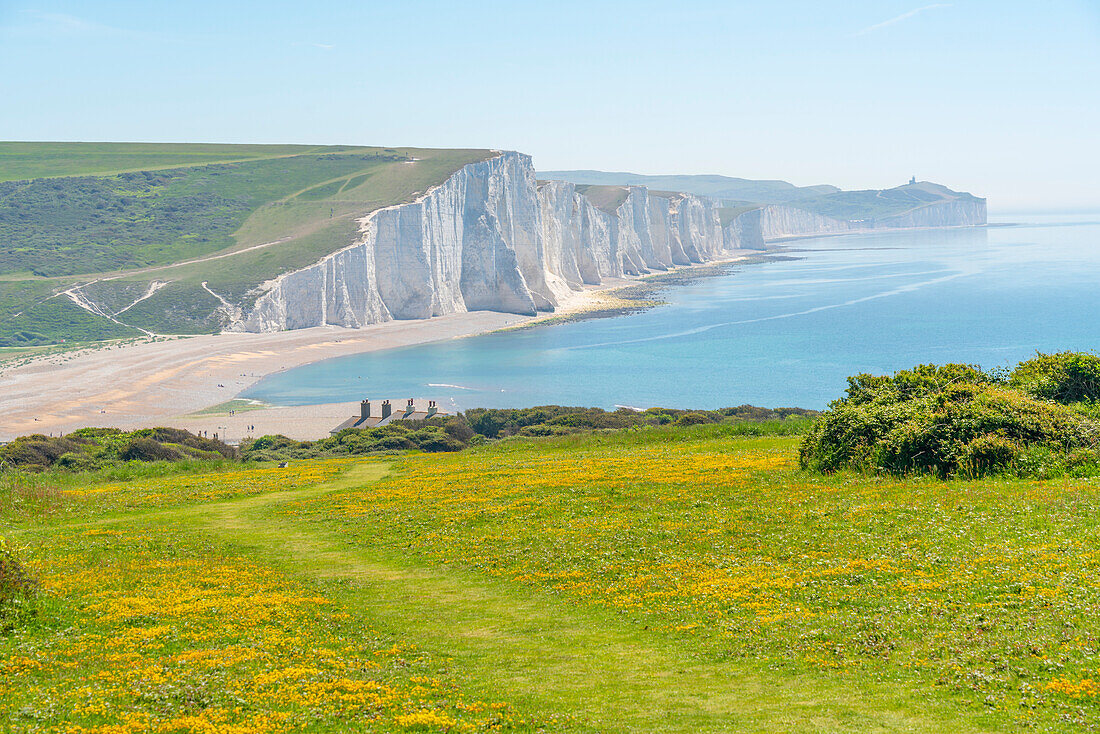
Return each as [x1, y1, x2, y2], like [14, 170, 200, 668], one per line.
[234, 152, 983, 333]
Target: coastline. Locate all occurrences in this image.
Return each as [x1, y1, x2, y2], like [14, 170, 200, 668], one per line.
[0, 251, 769, 443]
[0, 311, 528, 442]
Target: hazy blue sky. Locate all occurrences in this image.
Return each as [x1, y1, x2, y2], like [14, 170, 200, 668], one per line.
[1, 1, 1097, 211]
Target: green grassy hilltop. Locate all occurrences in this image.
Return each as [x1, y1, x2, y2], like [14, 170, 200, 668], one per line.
[542, 170, 984, 222]
[0, 142, 492, 346]
[5, 423, 1100, 732]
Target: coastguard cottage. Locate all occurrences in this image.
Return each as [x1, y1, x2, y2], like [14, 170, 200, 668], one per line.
[329, 398, 445, 434]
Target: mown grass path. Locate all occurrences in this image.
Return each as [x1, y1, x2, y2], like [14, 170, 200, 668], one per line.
[119, 460, 1011, 734]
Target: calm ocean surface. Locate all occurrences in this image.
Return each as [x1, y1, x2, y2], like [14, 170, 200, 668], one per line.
[243, 213, 1100, 411]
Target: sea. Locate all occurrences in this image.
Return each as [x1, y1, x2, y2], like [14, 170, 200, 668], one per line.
[242, 213, 1100, 412]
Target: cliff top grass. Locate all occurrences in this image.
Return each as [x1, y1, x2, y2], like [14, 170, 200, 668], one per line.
[5, 421, 1099, 731]
[717, 204, 761, 225]
[783, 181, 984, 222]
[0, 142, 494, 344]
[0, 141, 334, 182]
[574, 183, 629, 214]
[545, 170, 982, 222]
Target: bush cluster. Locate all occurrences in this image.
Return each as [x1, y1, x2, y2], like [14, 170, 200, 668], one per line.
[465, 405, 817, 439]
[801, 353, 1100, 478]
[0, 427, 236, 472]
[240, 417, 477, 462]
[1009, 351, 1100, 405]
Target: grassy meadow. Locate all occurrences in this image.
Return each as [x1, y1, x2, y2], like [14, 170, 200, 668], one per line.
[4, 426, 1100, 732]
[0, 143, 492, 344]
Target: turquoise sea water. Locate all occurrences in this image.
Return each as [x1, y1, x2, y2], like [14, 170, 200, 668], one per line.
[243, 214, 1100, 411]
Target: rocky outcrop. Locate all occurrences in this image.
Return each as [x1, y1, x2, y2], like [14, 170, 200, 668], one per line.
[234, 152, 982, 333]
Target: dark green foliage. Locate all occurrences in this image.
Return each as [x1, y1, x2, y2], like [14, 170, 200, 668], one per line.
[119, 438, 184, 462]
[0, 538, 38, 632]
[1010, 351, 1100, 404]
[0, 427, 235, 472]
[801, 359, 1100, 478]
[841, 362, 994, 405]
[674, 412, 710, 426]
[119, 282, 228, 334]
[240, 416, 477, 461]
[465, 405, 818, 439]
[0, 294, 141, 346]
[0, 435, 89, 470]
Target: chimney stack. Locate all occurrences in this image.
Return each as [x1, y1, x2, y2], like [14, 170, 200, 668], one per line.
[427, 400, 437, 417]
[405, 398, 414, 416]
[381, 400, 391, 419]
[360, 399, 370, 421]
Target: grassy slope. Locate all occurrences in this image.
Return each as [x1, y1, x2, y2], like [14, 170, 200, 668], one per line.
[718, 204, 761, 226]
[0, 141, 332, 182]
[793, 183, 983, 222]
[9, 426, 1097, 731]
[574, 184, 630, 215]
[0, 143, 492, 343]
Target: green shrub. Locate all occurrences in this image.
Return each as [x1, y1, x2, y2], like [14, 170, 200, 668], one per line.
[0, 435, 88, 470]
[119, 437, 184, 462]
[0, 427, 235, 473]
[674, 412, 710, 426]
[464, 405, 818, 438]
[1011, 351, 1100, 404]
[801, 362, 1100, 478]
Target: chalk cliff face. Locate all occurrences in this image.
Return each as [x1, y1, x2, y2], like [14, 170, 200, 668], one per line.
[234, 152, 982, 333]
[874, 198, 987, 229]
[758, 205, 854, 239]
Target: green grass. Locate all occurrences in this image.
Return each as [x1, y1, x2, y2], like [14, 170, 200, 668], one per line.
[718, 205, 761, 226]
[187, 399, 271, 416]
[574, 184, 630, 214]
[0, 141, 333, 182]
[0, 143, 493, 343]
[8, 425, 1096, 731]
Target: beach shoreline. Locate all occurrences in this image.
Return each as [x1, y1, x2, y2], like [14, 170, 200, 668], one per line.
[0, 252, 757, 443]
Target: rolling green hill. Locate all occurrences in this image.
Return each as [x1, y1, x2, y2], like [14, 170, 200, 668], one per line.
[541, 170, 982, 221]
[0, 142, 492, 346]
[540, 169, 841, 203]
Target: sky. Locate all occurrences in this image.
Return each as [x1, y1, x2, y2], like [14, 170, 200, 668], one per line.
[1, 0, 1098, 211]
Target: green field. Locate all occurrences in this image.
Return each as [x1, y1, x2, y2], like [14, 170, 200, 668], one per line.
[5, 425, 1098, 732]
[0, 142, 492, 345]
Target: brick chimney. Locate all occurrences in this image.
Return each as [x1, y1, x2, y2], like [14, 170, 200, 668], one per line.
[381, 400, 391, 419]
[360, 399, 370, 421]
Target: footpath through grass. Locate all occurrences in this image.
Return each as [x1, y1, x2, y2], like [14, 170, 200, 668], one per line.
[6, 425, 1099, 731]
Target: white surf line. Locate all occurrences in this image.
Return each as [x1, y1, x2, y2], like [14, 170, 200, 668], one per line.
[114, 280, 169, 315]
[562, 270, 973, 352]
